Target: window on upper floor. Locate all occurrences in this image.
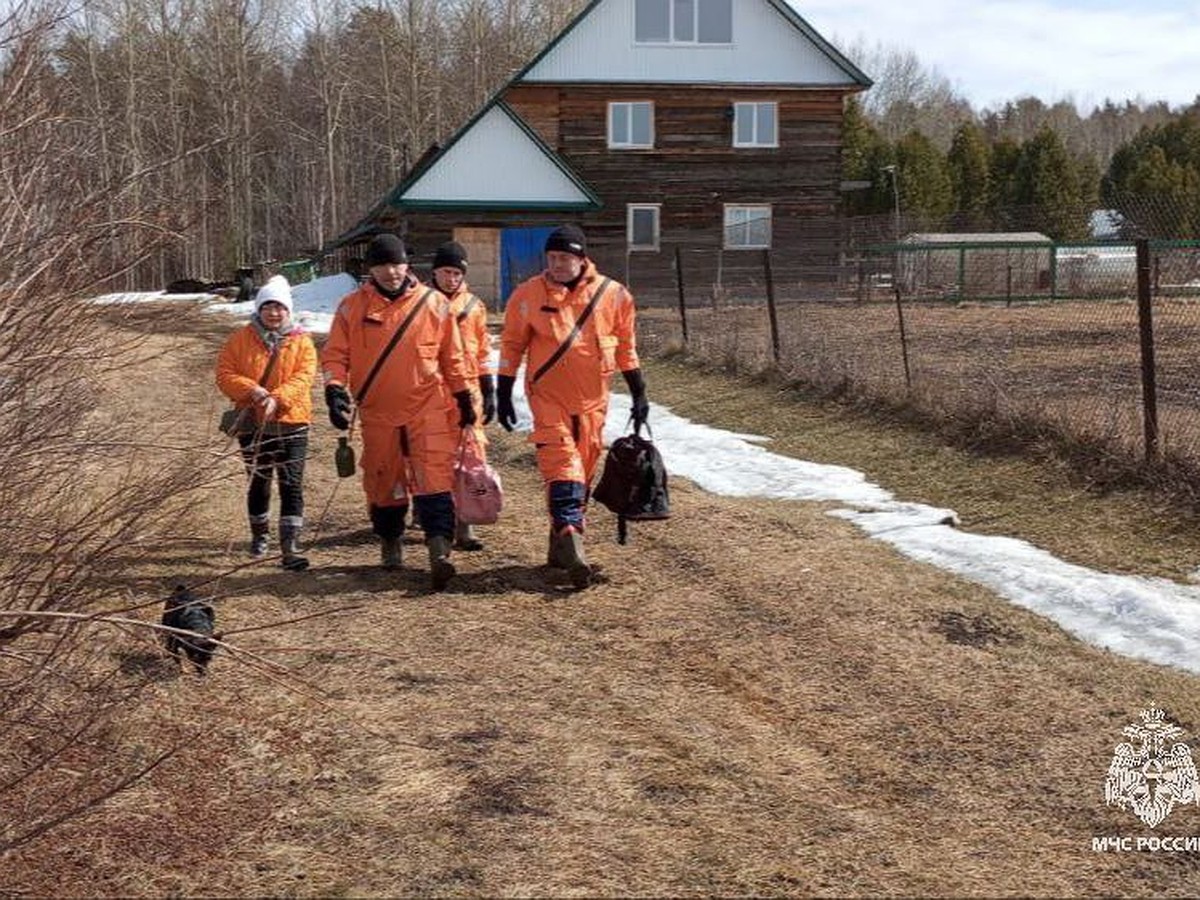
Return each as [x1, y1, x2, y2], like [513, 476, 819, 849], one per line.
[635, 0, 732, 45]
[724, 204, 772, 249]
[608, 101, 654, 149]
[627, 204, 661, 251]
[733, 102, 778, 148]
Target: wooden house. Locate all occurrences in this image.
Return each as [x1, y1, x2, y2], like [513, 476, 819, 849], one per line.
[328, 0, 871, 304]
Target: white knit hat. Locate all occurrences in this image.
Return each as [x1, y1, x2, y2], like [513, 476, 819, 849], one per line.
[254, 274, 293, 315]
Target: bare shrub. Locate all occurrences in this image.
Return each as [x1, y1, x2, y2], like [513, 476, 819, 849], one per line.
[0, 1, 221, 853]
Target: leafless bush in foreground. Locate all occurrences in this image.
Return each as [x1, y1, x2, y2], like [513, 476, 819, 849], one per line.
[0, 0, 226, 853]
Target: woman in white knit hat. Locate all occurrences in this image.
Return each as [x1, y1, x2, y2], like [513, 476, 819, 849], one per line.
[216, 274, 318, 570]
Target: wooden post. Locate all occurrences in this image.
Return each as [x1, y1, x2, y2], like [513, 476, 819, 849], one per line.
[1136, 239, 1159, 461]
[1048, 246, 1058, 299]
[957, 246, 966, 301]
[673, 245, 689, 349]
[894, 283, 912, 390]
[763, 248, 781, 366]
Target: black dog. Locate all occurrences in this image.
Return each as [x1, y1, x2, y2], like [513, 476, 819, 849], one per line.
[161, 584, 218, 674]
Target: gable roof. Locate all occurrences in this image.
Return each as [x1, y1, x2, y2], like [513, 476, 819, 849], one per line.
[903, 232, 1054, 245]
[383, 100, 600, 212]
[326, 0, 869, 249]
[515, 0, 871, 87]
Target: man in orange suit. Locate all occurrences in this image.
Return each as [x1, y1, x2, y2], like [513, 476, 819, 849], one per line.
[321, 233, 476, 590]
[496, 225, 648, 588]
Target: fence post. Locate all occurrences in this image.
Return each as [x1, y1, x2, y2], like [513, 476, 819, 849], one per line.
[957, 246, 965, 301]
[673, 245, 689, 349]
[1136, 238, 1159, 461]
[763, 248, 781, 366]
[1049, 247, 1058, 300]
[893, 283, 912, 390]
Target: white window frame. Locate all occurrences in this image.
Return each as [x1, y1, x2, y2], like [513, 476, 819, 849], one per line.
[627, 204, 661, 252]
[634, 0, 732, 45]
[732, 102, 778, 148]
[724, 204, 772, 250]
[608, 101, 654, 149]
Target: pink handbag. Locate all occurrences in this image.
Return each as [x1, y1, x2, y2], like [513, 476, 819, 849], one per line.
[454, 431, 503, 525]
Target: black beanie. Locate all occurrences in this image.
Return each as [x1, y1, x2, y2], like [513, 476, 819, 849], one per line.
[365, 233, 408, 267]
[545, 224, 587, 258]
[432, 241, 468, 273]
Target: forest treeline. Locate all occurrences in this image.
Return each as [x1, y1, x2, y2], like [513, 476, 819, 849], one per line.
[3, 0, 1199, 290]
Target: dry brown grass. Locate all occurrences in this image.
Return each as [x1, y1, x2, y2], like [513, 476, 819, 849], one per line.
[5, 305, 1200, 896]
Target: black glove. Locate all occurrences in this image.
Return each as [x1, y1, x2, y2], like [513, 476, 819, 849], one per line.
[497, 375, 517, 432]
[454, 390, 477, 428]
[623, 368, 649, 432]
[325, 383, 352, 431]
[479, 375, 497, 425]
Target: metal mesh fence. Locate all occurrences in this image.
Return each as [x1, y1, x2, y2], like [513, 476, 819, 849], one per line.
[634, 234, 1200, 485]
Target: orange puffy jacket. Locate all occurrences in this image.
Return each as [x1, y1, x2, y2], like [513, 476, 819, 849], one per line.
[216, 323, 317, 426]
[499, 260, 638, 414]
[320, 278, 469, 426]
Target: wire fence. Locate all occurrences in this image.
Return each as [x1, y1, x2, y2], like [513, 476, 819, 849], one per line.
[633, 236, 1200, 489]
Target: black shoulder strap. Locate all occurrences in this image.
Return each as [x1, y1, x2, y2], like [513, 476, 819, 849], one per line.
[532, 277, 612, 384]
[257, 342, 281, 387]
[355, 287, 436, 405]
[455, 295, 480, 323]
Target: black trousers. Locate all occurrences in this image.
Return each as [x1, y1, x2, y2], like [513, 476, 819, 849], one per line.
[238, 428, 308, 522]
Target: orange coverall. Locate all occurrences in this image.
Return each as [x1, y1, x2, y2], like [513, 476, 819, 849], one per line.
[448, 284, 492, 446]
[321, 279, 468, 510]
[499, 260, 638, 519]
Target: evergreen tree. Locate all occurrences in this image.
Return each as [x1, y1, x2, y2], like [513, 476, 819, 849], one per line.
[946, 122, 991, 228]
[1104, 113, 1200, 237]
[1014, 127, 1089, 240]
[986, 137, 1022, 229]
[894, 130, 953, 229]
[841, 97, 891, 216]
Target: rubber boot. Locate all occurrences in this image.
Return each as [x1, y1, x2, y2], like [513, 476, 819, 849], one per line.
[280, 525, 309, 571]
[380, 536, 402, 570]
[546, 528, 566, 569]
[249, 518, 269, 559]
[454, 520, 484, 552]
[427, 535, 455, 591]
[553, 525, 591, 589]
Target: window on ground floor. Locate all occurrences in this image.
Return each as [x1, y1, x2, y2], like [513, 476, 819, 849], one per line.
[723, 204, 771, 249]
[627, 204, 661, 251]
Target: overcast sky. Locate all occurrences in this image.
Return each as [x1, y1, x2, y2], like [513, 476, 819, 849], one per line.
[790, 0, 1200, 113]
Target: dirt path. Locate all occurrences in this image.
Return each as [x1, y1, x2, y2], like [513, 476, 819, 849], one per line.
[7, 305, 1200, 896]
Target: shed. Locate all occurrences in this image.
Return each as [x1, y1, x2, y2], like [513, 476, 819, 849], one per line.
[897, 232, 1054, 300]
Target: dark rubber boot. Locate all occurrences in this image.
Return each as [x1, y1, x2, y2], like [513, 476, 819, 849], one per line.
[380, 537, 402, 570]
[454, 520, 484, 552]
[280, 526, 309, 571]
[428, 535, 455, 591]
[249, 519, 269, 559]
[553, 526, 591, 589]
[546, 528, 566, 568]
